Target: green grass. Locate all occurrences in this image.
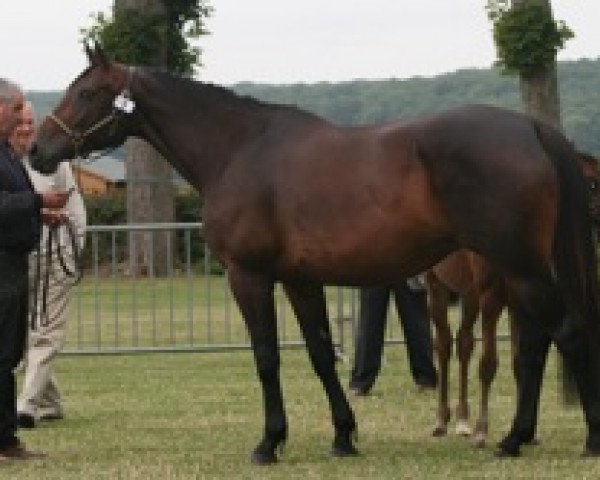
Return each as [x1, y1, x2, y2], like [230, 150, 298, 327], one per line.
[7, 343, 600, 479]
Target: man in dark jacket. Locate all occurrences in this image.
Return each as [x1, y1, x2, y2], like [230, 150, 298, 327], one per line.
[0, 78, 69, 461]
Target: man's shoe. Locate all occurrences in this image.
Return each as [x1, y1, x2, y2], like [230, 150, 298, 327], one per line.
[17, 412, 35, 429]
[39, 412, 64, 422]
[0, 440, 46, 461]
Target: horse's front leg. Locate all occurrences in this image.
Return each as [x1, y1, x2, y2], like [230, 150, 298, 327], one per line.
[228, 267, 286, 464]
[283, 280, 358, 457]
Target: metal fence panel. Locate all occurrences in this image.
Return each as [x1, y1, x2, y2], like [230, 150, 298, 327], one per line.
[64, 223, 406, 355]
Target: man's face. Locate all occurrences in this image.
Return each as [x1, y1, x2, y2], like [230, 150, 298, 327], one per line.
[9, 104, 35, 158]
[0, 90, 24, 138]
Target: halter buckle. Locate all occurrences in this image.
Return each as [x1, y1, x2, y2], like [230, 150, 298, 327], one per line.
[114, 92, 136, 114]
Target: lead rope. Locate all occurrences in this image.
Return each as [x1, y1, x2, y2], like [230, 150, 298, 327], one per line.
[30, 219, 83, 330]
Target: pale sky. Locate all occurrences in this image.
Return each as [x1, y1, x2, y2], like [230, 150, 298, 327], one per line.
[2, 1, 599, 91]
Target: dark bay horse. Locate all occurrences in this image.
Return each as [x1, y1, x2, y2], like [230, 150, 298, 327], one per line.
[428, 152, 600, 448]
[30, 45, 600, 462]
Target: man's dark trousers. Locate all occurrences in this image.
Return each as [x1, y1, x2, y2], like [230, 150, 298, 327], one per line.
[0, 252, 28, 448]
[350, 282, 437, 393]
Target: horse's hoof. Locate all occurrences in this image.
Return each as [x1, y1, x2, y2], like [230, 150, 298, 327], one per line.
[251, 449, 278, 465]
[432, 425, 447, 437]
[495, 438, 521, 458]
[583, 440, 600, 458]
[494, 447, 521, 458]
[582, 449, 600, 458]
[524, 438, 540, 446]
[584, 435, 600, 457]
[473, 434, 486, 448]
[331, 443, 359, 457]
[455, 420, 472, 437]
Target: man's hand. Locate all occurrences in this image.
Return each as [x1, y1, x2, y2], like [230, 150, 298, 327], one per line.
[41, 191, 70, 209]
[41, 209, 67, 226]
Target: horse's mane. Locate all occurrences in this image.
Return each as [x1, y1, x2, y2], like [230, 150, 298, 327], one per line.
[146, 68, 320, 121]
[70, 66, 93, 87]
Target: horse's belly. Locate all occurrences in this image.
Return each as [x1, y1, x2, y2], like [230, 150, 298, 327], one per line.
[276, 235, 455, 286]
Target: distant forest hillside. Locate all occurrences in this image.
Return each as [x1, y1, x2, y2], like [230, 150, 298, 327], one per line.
[28, 57, 600, 153]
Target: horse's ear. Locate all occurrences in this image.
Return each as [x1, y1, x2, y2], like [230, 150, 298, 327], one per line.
[84, 41, 94, 63]
[93, 44, 110, 68]
[84, 41, 110, 68]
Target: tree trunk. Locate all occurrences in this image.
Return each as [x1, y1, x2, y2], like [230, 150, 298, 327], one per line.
[512, 0, 562, 130]
[115, 0, 174, 277]
[519, 65, 562, 129]
[125, 139, 175, 277]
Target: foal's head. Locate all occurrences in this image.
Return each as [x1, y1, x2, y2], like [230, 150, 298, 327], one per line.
[31, 44, 132, 174]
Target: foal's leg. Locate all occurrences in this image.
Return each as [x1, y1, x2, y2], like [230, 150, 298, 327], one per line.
[427, 277, 452, 437]
[227, 268, 286, 464]
[473, 288, 503, 448]
[283, 280, 357, 457]
[455, 293, 478, 437]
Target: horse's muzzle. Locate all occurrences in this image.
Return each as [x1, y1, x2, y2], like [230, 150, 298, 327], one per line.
[28, 142, 57, 175]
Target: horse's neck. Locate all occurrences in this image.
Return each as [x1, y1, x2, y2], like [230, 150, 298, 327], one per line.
[129, 72, 273, 192]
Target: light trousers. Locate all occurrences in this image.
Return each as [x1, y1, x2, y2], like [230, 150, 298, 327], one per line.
[17, 258, 71, 418]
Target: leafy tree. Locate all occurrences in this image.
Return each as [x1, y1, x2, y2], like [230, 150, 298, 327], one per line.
[486, 0, 573, 78]
[82, 0, 212, 75]
[486, 0, 573, 128]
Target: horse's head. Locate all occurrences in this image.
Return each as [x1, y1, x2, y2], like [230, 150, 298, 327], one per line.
[579, 151, 600, 227]
[30, 44, 134, 174]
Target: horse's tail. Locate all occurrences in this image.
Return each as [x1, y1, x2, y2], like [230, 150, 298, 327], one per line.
[533, 119, 600, 402]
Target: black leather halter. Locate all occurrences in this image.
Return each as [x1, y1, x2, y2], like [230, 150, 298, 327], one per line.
[47, 67, 135, 159]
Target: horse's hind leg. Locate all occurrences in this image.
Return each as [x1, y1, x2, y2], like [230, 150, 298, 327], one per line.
[509, 315, 520, 387]
[506, 313, 540, 446]
[455, 293, 478, 437]
[228, 268, 286, 464]
[427, 275, 452, 437]
[497, 276, 555, 457]
[553, 312, 600, 455]
[284, 280, 357, 457]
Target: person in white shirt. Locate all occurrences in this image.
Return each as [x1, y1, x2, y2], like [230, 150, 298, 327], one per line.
[9, 101, 86, 429]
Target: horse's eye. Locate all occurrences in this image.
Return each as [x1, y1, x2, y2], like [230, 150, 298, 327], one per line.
[590, 180, 598, 192]
[79, 90, 96, 100]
